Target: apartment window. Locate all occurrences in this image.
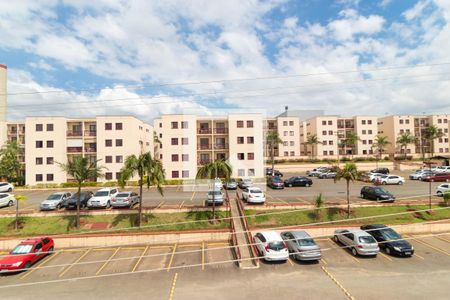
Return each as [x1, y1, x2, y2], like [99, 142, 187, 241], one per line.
[36, 124, 43, 131]
[116, 139, 123, 147]
[328, 121, 332, 125]
[323, 141, 327, 146]
[36, 141, 43, 148]
[289, 121, 294, 126]
[362, 120, 366, 125]
[284, 151, 288, 156]
[36, 157, 43, 165]
[182, 154, 189, 161]
[362, 130, 367, 134]
[237, 153, 245, 160]
[116, 156, 123, 163]
[159, 123, 162, 128]
[329, 140, 334, 145]
[406, 129, 411, 133]
[283, 141, 288, 146]
[46, 174, 54, 182]
[328, 130, 333, 135]
[172, 171, 179, 178]
[363, 150, 367, 154]
[105, 172, 113, 180]
[36, 174, 43, 182]
[181, 138, 189, 145]
[172, 154, 179, 162]
[444, 119, 448, 123]
[46, 140, 54, 148]
[247, 137, 254, 144]
[368, 120, 372, 125]
[363, 140, 367, 145]
[182, 170, 189, 178]
[322, 131, 327, 135]
[405, 119, 410, 124]
[105, 123, 112, 130]
[399, 119, 404, 124]
[105, 156, 112, 163]
[322, 121, 326, 125]
[368, 130, 372, 134]
[439, 148, 443, 153]
[171, 138, 178, 145]
[139, 126, 142, 130]
[248, 169, 255, 176]
[329, 151, 334, 155]
[283, 131, 288, 136]
[289, 131, 294, 136]
[237, 121, 244, 128]
[445, 138, 448, 143]
[46, 157, 54, 165]
[238, 169, 245, 177]
[237, 137, 244, 144]
[283, 121, 288, 126]
[439, 138, 443, 143]
[438, 119, 442, 124]
[116, 172, 121, 180]
[46, 124, 54, 131]
[400, 129, 404, 134]
[288, 151, 293, 156]
[323, 151, 328, 155]
[290, 141, 294, 146]
[160, 154, 163, 159]
[105, 139, 112, 147]
[247, 153, 254, 160]
[181, 121, 188, 129]
[368, 140, 373, 144]
[115, 123, 123, 130]
[171, 122, 178, 129]
[246, 120, 253, 128]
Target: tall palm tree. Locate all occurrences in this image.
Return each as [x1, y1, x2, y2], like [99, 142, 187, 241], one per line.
[345, 131, 359, 159]
[266, 131, 283, 173]
[396, 132, 416, 159]
[196, 159, 232, 221]
[373, 135, 390, 162]
[305, 134, 321, 159]
[119, 152, 165, 227]
[334, 162, 359, 218]
[58, 156, 105, 229]
[424, 125, 445, 158]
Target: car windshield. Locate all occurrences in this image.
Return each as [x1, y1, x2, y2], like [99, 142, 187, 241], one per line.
[297, 238, 316, 246]
[11, 244, 33, 254]
[268, 241, 285, 251]
[94, 191, 109, 197]
[373, 187, 387, 193]
[208, 191, 222, 196]
[116, 193, 130, 197]
[228, 179, 236, 183]
[271, 177, 282, 182]
[47, 194, 62, 200]
[250, 189, 262, 194]
[359, 236, 376, 244]
[380, 229, 401, 241]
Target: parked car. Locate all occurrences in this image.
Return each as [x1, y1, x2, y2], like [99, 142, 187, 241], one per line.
[266, 168, 283, 177]
[254, 231, 289, 261]
[87, 188, 119, 209]
[241, 187, 266, 204]
[0, 182, 14, 193]
[436, 183, 450, 196]
[206, 190, 224, 206]
[333, 229, 379, 257]
[0, 193, 16, 208]
[370, 168, 389, 174]
[280, 231, 321, 261]
[238, 178, 253, 189]
[223, 179, 237, 190]
[422, 173, 450, 182]
[212, 178, 223, 190]
[267, 176, 284, 189]
[318, 171, 337, 179]
[379, 175, 405, 185]
[284, 176, 312, 187]
[39, 192, 71, 211]
[64, 191, 93, 209]
[0, 237, 54, 273]
[409, 169, 434, 180]
[360, 186, 395, 202]
[111, 192, 140, 208]
[367, 172, 385, 182]
[434, 166, 450, 173]
[361, 224, 414, 257]
[307, 167, 329, 177]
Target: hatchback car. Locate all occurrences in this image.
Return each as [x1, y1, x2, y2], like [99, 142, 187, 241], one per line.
[436, 183, 450, 196]
[223, 179, 237, 190]
[280, 231, 321, 261]
[40, 192, 71, 210]
[318, 171, 337, 179]
[284, 176, 312, 187]
[64, 191, 93, 209]
[111, 192, 140, 208]
[87, 188, 119, 208]
[241, 187, 266, 204]
[206, 190, 224, 206]
[0, 193, 16, 208]
[267, 176, 284, 189]
[379, 175, 405, 185]
[334, 229, 379, 256]
[254, 231, 289, 261]
[0, 237, 54, 273]
[361, 224, 414, 257]
[238, 178, 253, 189]
[0, 182, 14, 193]
[360, 186, 395, 202]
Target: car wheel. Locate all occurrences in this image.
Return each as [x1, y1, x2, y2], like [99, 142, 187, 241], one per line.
[351, 248, 358, 256]
[106, 201, 111, 209]
[376, 197, 380, 202]
[56, 204, 61, 210]
[334, 235, 339, 243]
[418, 177, 422, 181]
[7, 188, 12, 192]
[8, 200, 13, 207]
[398, 181, 403, 185]
[48, 246, 54, 255]
[289, 184, 293, 187]
[382, 181, 387, 185]
[305, 183, 310, 187]
[24, 261, 31, 269]
[385, 247, 391, 255]
[360, 193, 365, 199]
[437, 191, 443, 197]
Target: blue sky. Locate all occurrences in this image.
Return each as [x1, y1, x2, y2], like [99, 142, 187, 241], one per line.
[0, 0, 449, 122]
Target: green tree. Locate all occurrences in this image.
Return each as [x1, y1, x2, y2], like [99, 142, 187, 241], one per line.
[58, 156, 105, 229]
[396, 132, 416, 159]
[196, 159, 232, 221]
[0, 141, 22, 183]
[305, 134, 321, 159]
[314, 193, 324, 220]
[372, 135, 390, 166]
[14, 195, 27, 230]
[424, 125, 445, 158]
[266, 131, 283, 173]
[334, 162, 359, 218]
[119, 152, 165, 227]
[345, 131, 360, 159]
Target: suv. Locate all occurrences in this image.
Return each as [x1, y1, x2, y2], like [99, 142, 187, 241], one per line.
[334, 229, 379, 257]
[370, 168, 389, 174]
[360, 186, 395, 202]
[254, 231, 289, 261]
[361, 224, 414, 257]
[87, 188, 119, 209]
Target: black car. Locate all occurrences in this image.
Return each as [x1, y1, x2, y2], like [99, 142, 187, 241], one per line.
[64, 191, 93, 209]
[360, 186, 395, 202]
[370, 168, 389, 174]
[267, 176, 285, 189]
[361, 224, 414, 257]
[265, 168, 283, 177]
[284, 176, 312, 187]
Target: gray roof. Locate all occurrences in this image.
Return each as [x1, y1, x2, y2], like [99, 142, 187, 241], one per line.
[277, 109, 324, 120]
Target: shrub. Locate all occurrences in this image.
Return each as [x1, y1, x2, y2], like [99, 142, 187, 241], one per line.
[35, 183, 60, 189]
[443, 192, 450, 207]
[60, 181, 98, 188]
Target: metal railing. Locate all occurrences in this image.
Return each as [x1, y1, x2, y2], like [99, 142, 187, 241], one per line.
[197, 144, 212, 150]
[214, 143, 228, 150]
[84, 130, 97, 136]
[235, 190, 259, 265]
[67, 131, 82, 137]
[213, 128, 228, 134]
[67, 147, 82, 153]
[198, 128, 212, 134]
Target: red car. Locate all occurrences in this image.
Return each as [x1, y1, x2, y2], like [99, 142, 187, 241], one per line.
[422, 173, 450, 182]
[0, 237, 54, 273]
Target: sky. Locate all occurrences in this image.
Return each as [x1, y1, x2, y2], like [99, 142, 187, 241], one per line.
[1, 0, 450, 123]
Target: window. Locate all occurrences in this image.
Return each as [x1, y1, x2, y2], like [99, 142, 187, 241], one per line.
[182, 170, 189, 178]
[36, 141, 43, 148]
[290, 151, 295, 156]
[182, 154, 189, 161]
[237, 137, 244, 144]
[160, 154, 163, 159]
[362, 130, 367, 134]
[400, 129, 404, 134]
[290, 141, 294, 146]
[329, 140, 334, 145]
[323, 141, 327, 145]
[283, 141, 288, 146]
[329, 151, 334, 155]
[46, 174, 54, 182]
[238, 169, 245, 176]
[116, 156, 123, 163]
[439, 138, 443, 143]
[46, 157, 54, 165]
[289, 121, 294, 126]
[105, 172, 113, 180]
[328, 121, 332, 125]
[289, 131, 294, 136]
[438, 119, 442, 124]
[322, 121, 326, 125]
[105, 156, 112, 163]
[171, 138, 178, 145]
[237, 153, 245, 160]
[115, 139, 123, 147]
[181, 121, 188, 129]
[444, 119, 448, 123]
[46, 124, 54, 131]
[284, 151, 288, 156]
[363, 140, 367, 144]
[323, 151, 328, 155]
[36, 157, 43, 165]
[159, 123, 162, 128]
[115, 172, 121, 180]
[248, 169, 255, 176]
[368, 140, 373, 144]
[171, 122, 178, 129]
[115, 123, 123, 130]
[172, 154, 179, 162]
[399, 119, 404, 124]
[247, 136, 254, 144]
[322, 131, 327, 135]
[172, 171, 179, 178]
[247, 153, 254, 160]
[105, 123, 112, 130]
[237, 121, 244, 128]
[36, 124, 43, 131]
[362, 120, 366, 125]
[246, 120, 253, 128]
[181, 138, 188, 145]
[283, 131, 288, 136]
[368, 130, 372, 134]
[368, 120, 372, 125]
[283, 121, 288, 126]
[105, 139, 112, 147]
[46, 140, 54, 148]
[328, 130, 333, 135]
[405, 119, 410, 124]
[36, 174, 43, 182]
[363, 150, 367, 154]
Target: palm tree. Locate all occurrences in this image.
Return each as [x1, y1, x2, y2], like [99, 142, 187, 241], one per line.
[58, 156, 105, 229]
[345, 131, 359, 159]
[119, 152, 165, 227]
[372, 135, 390, 167]
[334, 162, 359, 218]
[196, 159, 232, 221]
[424, 125, 445, 158]
[396, 132, 416, 159]
[305, 134, 321, 159]
[266, 131, 283, 173]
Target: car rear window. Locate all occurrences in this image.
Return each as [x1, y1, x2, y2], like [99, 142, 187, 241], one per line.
[47, 194, 62, 200]
[116, 193, 131, 197]
[359, 236, 376, 244]
[297, 238, 316, 246]
[250, 189, 262, 193]
[208, 191, 222, 196]
[0, 194, 7, 199]
[94, 191, 109, 197]
[268, 241, 285, 251]
[11, 244, 33, 254]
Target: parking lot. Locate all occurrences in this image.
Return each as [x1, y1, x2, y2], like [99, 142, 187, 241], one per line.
[0, 234, 449, 299]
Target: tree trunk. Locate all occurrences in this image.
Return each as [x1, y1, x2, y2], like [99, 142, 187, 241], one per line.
[404, 145, 407, 160]
[212, 167, 218, 221]
[346, 180, 350, 218]
[76, 184, 81, 229]
[271, 143, 275, 173]
[15, 196, 19, 230]
[138, 179, 143, 227]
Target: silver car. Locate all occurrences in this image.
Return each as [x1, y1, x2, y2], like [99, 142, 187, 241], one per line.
[334, 229, 379, 257]
[206, 190, 224, 206]
[111, 192, 140, 208]
[281, 231, 321, 261]
[40, 192, 71, 210]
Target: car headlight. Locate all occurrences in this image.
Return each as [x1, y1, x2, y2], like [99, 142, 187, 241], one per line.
[411, 246, 414, 251]
[12, 261, 23, 267]
[393, 246, 402, 252]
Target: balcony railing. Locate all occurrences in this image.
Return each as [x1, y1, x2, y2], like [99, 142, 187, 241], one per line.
[198, 128, 212, 134]
[84, 130, 97, 137]
[214, 143, 229, 150]
[7, 131, 17, 135]
[197, 159, 211, 165]
[67, 147, 82, 153]
[85, 147, 97, 153]
[67, 131, 82, 137]
[197, 144, 212, 150]
[214, 128, 228, 134]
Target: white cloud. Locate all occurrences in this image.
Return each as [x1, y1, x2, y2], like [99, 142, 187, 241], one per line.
[328, 9, 385, 41]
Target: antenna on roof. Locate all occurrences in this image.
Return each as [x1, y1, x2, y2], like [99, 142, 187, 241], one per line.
[285, 106, 288, 112]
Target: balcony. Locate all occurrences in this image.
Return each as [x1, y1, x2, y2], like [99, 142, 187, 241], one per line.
[197, 159, 211, 165]
[84, 130, 97, 137]
[214, 143, 229, 150]
[214, 128, 228, 134]
[85, 147, 97, 153]
[67, 131, 82, 137]
[198, 128, 212, 134]
[67, 147, 82, 153]
[197, 144, 212, 150]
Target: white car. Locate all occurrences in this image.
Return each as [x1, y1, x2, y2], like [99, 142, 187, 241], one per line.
[436, 184, 450, 197]
[206, 190, 224, 206]
[87, 187, 119, 208]
[0, 193, 16, 208]
[212, 178, 222, 191]
[0, 182, 14, 193]
[435, 166, 450, 173]
[367, 172, 384, 182]
[254, 231, 289, 261]
[40, 192, 72, 210]
[241, 187, 266, 204]
[379, 175, 405, 185]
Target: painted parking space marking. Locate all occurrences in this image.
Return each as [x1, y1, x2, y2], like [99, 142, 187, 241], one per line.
[178, 200, 185, 209]
[96, 247, 121, 275]
[408, 236, 450, 256]
[20, 252, 60, 280]
[296, 197, 311, 205]
[190, 191, 196, 202]
[202, 241, 205, 271]
[156, 201, 166, 209]
[132, 246, 148, 273]
[59, 249, 91, 278]
[168, 272, 178, 300]
[321, 266, 355, 300]
[166, 244, 177, 272]
[287, 258, 294, 266]
[326, 240, 360, 264]
[413, 253, 425, 260]
[320, 258, 328, 265]
[379, 252, 393, 262]
[436, 236, 450, 243]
